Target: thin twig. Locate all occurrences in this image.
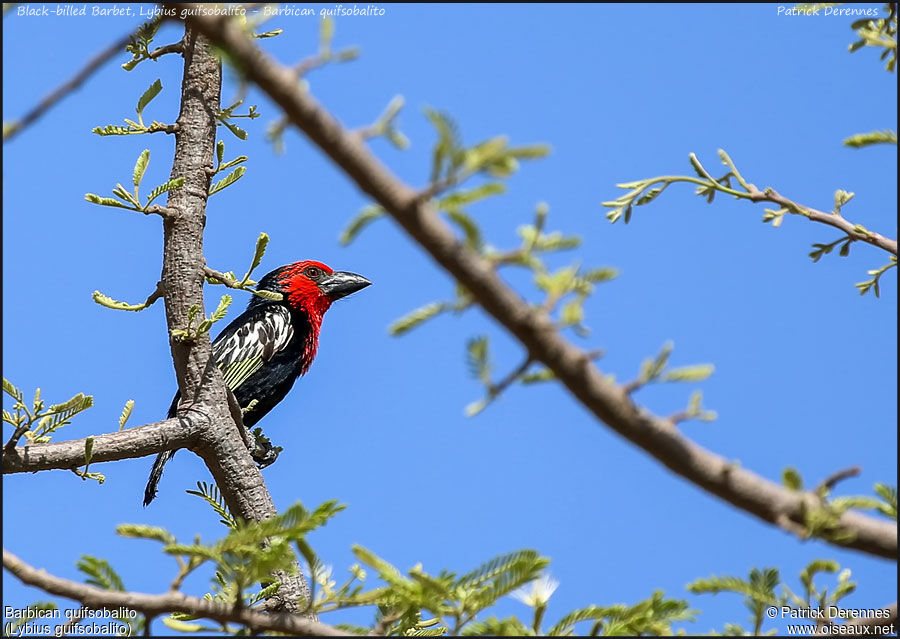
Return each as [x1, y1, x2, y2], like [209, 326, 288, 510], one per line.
[204, 265, 242, 288]
[3, 32, 132, 143]
[746, 184, 897, 256]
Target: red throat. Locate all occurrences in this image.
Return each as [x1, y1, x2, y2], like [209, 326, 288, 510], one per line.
[279, 261, 335, 373]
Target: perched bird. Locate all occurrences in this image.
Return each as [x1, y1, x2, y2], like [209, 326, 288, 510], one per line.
[143, 260, 371, 506]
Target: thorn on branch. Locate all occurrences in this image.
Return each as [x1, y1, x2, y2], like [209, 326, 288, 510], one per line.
[816, 466, 862, 497]
[144, 204, 175, 219]
[148, 40, 185, 60]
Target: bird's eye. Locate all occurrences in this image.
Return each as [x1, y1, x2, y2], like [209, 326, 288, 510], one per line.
[305, 267, 321, 279]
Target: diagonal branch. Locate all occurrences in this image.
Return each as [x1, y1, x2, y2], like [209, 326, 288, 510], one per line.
[177, 6, 897, 560]
[2, 549, 351, 637]
[3, 32, 132, 143]
[2, 417, 194, 475]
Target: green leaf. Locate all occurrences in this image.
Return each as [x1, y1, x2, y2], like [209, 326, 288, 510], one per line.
[535, 266, 578, 297]
[116, 523, 176, 545]
[92, 290, 152, 311]
[446, 209, 483, 249]
[560, 299, 584, 326]
[520, 367, 555, 384]
[220, 118, 247, 140]
[635, 185, 667, 206]
[162, 618, 208, 633]
[48, 393, 93, 416]
[340, 205, 385, 245]
[3, 378, 23, 401]
[507, 144, 551, 159]
[389, 302, 447, 336]
[466, 336, 491, 386]
[77, 556, 125, 591]
[92, 124, 142, 136]
[782, 467, 804, 491]
[209, 166, 246, 196]
[662, 364, 715, 383]
[437, 182, 506, 210]
[84, 193, 135, 210]
[196, 295, 232, 335]
[254, 28, 283, 38]
[132, 149, 150, 188]
[118, 399, 134, 431]
[185, 481, 236, 528]
[799, 559, 839, 592]
[833, 189, 855, 211]
[145, 177, 184, 206]
[241, 233, 270, 285]
[84, 436, 94, 467]
[581, 267, 619, 283]
[457, 549, 542, 589]
[842, 130, 897, 148]
[873, 483, 897, 519]
[217, 155, 248, 173]
[136, 79, 163, 117]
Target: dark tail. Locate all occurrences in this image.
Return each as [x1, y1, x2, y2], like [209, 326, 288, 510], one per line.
[143, 449, 175, 506]
[144, 393, 182, 506]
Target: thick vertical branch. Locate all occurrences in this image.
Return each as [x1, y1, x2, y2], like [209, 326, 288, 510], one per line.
[162, 26, 311, 614]
[162, 27, 219, 400]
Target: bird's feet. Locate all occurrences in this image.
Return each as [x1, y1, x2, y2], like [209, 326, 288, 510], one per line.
[250, 427, 283, 469]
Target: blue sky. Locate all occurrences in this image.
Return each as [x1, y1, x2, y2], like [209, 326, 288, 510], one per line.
[3, 3, 897, 635]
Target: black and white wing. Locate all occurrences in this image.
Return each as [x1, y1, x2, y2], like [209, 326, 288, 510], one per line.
[211, 305, 295, 391]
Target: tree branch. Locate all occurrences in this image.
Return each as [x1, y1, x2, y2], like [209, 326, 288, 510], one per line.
[746, 185, 897, 256]
[160, 23, 311, 614]
[3, 32, 133, 143]
[2, 417, 194, 474]
[177, 6, 897, 560]
[2, 549, 350, 637]
[148, 40, 185, 61]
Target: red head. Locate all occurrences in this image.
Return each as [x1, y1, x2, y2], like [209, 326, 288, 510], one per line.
[255, 260, 371, 324]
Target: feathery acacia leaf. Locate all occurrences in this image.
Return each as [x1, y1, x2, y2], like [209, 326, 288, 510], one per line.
[340, 205, 385, 245]
[389, 302, 447, 336]
[77, 556, 125, 591]
[145, 177, 184, 206]
[208, 166, 246, 196]
[132, 149, 150, 188]
[136, 79, 163, 119]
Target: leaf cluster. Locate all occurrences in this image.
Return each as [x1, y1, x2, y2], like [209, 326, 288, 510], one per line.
[85, 147, 183, 213]
[205, 232, 284, 302]
[848, 3, 897, 71]
[92, 79, 176, 136]
[216, 98, 259, 141]
[122, 19, 161, 71]
[2, 378, 93, 446]
[170, 295, 233, 342]
[689, 559, 857, 635]
[781, 468, 897, 544]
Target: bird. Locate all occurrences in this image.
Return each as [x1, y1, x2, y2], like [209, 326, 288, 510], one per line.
[143, 260, 371, 506]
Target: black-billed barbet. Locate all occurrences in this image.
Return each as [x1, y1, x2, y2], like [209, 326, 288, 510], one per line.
[143, 260, 371, 505]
